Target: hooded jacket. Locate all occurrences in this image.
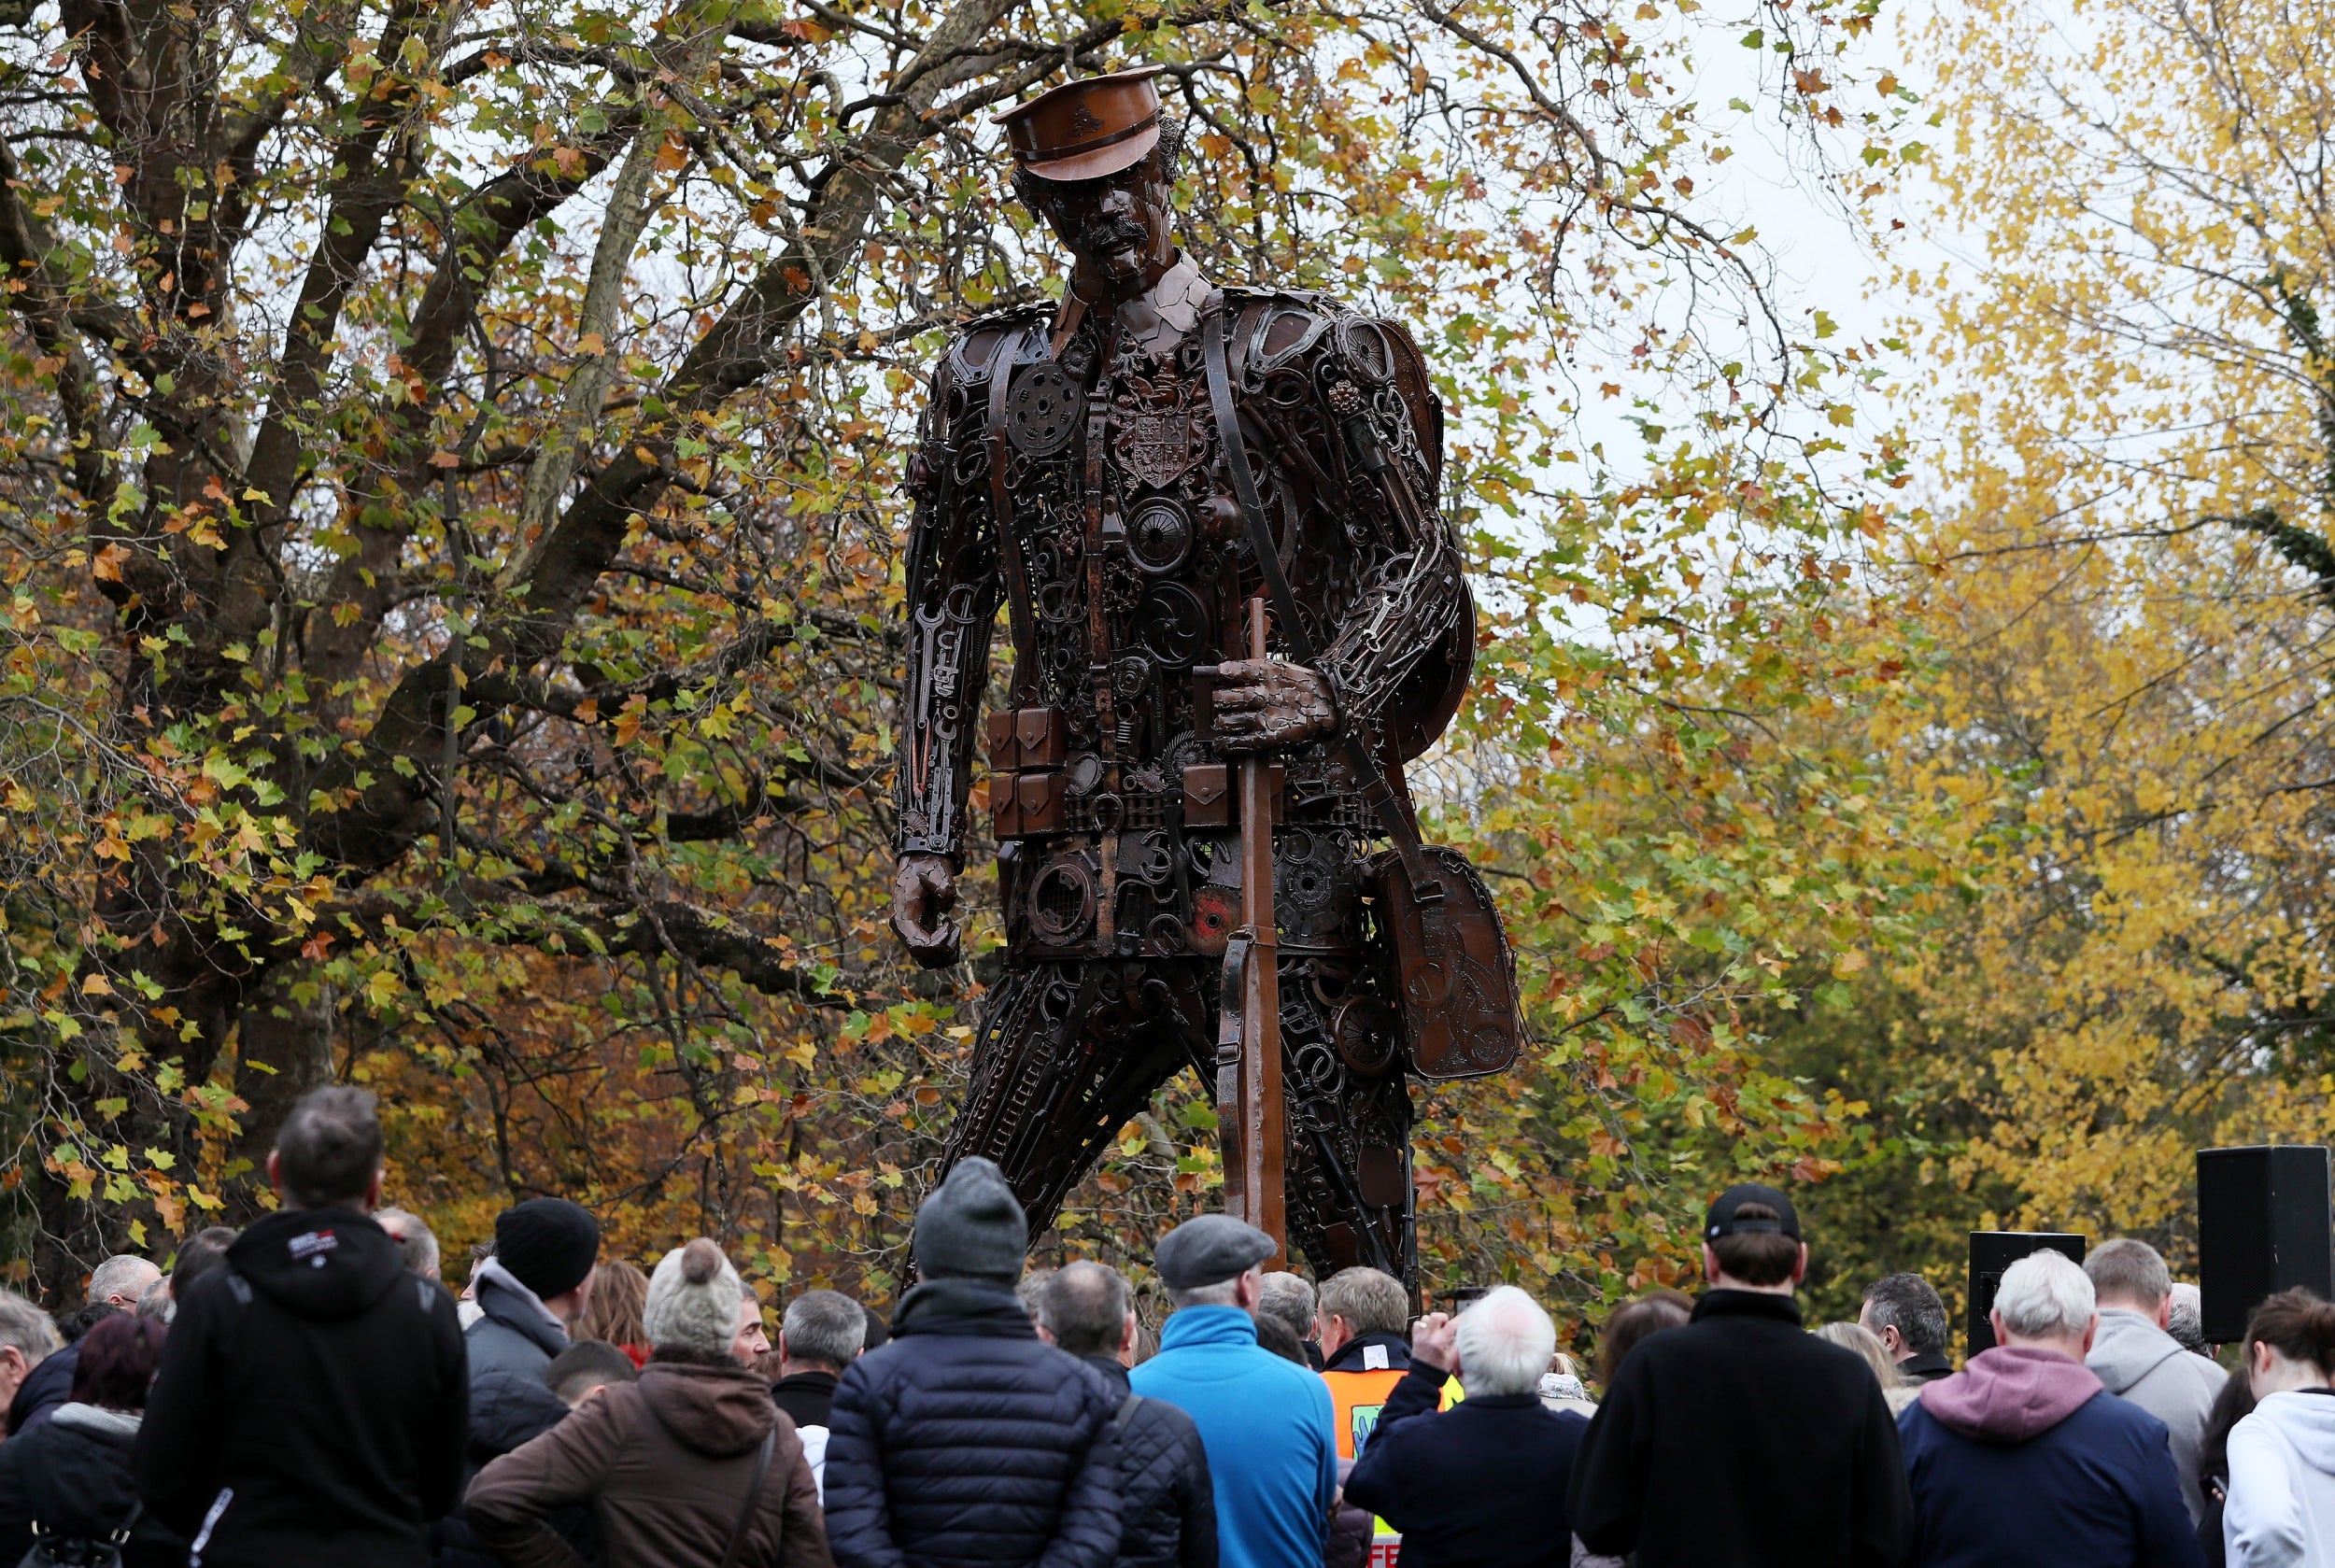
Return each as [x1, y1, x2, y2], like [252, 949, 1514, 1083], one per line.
[2225, 1388, 2335, 1568]
[468, 1262, 574, 1382]
[466, 1358, 831, 1568]
[133, 1207, 469, 1568]
[1565, 1290, 1911, 1568]
[825, 1277, 1122, 1568]
[2088, 1307, 2229, 1523]
[1897, 1344, 2203, 1568]
[0, 1403, 188, 1568]
[1131, 1305, 1337, 1568]
[1083, 1354, 1216, 1568]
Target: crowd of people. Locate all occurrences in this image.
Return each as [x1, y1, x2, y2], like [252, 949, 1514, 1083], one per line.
[2, 1085, 2334, 1566]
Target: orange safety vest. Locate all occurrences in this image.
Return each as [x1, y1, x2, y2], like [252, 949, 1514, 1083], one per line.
[1323, 1366, 1410, 1461]
[1323, 1363, 1462, 1568]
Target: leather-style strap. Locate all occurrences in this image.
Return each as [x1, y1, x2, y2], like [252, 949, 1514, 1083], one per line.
[1203, 294, 1439, 897]
[716, 1427, 778, 1568]
[987, 327, 1041, 708]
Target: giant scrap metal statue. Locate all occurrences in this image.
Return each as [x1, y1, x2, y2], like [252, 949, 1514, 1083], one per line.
[889, 65, 1522, 1283]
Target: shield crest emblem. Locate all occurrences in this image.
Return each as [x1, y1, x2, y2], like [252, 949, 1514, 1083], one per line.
[1121, 409, 1197, 487]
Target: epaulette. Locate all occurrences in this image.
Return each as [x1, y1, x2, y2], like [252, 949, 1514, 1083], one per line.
[940, 302, 1054, 386]
[1218, 284, 1417, 389]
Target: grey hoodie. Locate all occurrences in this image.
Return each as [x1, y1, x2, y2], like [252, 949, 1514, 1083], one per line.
[2227, 1389, 2335, 1567]
[2087, 1306, 2228, 1522]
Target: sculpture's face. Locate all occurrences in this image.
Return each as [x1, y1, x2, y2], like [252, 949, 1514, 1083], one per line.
[1026, 153, 1174, 294]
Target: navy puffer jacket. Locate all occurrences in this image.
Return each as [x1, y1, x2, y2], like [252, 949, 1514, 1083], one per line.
[825, 1277, 1121, 1568]
[1080, 1356, 1214, 1568]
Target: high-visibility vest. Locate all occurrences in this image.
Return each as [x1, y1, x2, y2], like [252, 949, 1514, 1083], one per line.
[1323, 1363, 1462, 1568]
[1323, 1366, 1410, 1460]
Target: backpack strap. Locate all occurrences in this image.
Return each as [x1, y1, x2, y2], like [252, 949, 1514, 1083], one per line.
[1112, 1390, 1141, 1436]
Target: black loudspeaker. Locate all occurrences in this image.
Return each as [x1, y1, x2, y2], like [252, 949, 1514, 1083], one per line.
[1968, 1232, 2087, 1355]
[2199, 1145, 2334, 1344]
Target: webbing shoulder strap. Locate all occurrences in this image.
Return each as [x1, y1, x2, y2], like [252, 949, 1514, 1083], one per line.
[1202, 295, 1439, 897]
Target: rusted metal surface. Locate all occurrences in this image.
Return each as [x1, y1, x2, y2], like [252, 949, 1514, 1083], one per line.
[890, 188, 1516, 1280]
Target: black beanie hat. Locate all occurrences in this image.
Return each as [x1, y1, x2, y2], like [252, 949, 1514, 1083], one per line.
[495, 1197, 601, 1301]
[913, 1157, 1027, 1284]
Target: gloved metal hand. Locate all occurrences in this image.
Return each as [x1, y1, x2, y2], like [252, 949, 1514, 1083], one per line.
[890, 852, 960, 968]
[1212, 659, 1338, 753]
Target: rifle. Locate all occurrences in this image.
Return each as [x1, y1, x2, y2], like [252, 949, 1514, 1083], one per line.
[1215, 595, 1288, 1264]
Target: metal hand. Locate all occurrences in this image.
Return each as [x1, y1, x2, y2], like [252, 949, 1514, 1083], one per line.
[1212, 659, 1337, 753]
[890, 852, 961, 968]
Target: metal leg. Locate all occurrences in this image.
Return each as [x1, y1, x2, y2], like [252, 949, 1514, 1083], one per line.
[939, 959, 1196, 1247]
[1278, 946, 1416, 1284]
[935, 952, 1415, 1285]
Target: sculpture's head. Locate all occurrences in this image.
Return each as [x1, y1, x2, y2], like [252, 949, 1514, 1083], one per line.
[997, 66, 1182, 298]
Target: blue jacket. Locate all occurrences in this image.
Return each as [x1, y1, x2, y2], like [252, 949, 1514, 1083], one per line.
[1131, 1307, 1337, 1568]
[1345, 1360, 1588, 1568]
[825, 1276, 1121, 1568]
[1898, 1368, 2205, 1568]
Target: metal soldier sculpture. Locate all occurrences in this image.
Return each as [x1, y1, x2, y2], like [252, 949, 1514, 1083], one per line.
[891, 66, 1521, 1283]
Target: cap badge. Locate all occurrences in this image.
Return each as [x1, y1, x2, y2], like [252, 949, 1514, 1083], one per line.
[1068, 103, 1104, 134]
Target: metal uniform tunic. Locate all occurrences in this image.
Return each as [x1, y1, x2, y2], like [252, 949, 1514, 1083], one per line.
[895, 259, 1472, 1278]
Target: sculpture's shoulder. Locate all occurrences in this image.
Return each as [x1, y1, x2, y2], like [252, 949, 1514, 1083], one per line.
[1218, 284, 1443, 459]
[931, 302, 1055, 388]
[1217, 284, 1425, 369]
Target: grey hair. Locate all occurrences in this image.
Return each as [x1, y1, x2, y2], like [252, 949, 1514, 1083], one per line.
[2167, 1282, 2207, 1356]
[1168, 1278, 1246, 1310]
[1994, 1249, 2096, 1341]
[0, 1290, 58, 1368]
[781, 1288, 868, 1371]
[1861, 1272, 1948, 1358]
[2085, 1238, 2172, 1311]
[88, 1254, 158, 1307]
[134, 1278, 173, 1323]
[1256, 1272, 1317, 1344]
[1040, 1261, 1131, 1358]
[1453, 1286, 1556, 1398]
[1014, 1266, 1055, 1325]
[375, 1208, 441, 1280]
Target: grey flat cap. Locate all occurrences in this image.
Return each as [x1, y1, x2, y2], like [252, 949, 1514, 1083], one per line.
[1157, 1214, 1276, 1291]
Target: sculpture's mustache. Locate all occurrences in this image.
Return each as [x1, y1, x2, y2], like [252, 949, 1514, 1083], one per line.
[1078, 219, 1146, 252]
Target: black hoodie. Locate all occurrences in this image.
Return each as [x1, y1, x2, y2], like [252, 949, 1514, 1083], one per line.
[133, 1206, 468, 1568]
